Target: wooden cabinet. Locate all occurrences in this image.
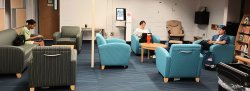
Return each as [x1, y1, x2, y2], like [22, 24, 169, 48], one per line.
[235, 15, 250, 65]
[0, 9, 4, 31]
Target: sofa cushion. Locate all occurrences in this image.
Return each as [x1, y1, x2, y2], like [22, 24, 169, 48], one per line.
[0, 29, 17, 45]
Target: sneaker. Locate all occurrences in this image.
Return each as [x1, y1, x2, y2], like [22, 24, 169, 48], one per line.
[207, 57, 213, 61]
[152, 55, 156, 58]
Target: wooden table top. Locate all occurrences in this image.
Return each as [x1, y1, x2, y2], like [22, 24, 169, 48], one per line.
[51, 45, 74, 49]
[141, 43, 167, 50]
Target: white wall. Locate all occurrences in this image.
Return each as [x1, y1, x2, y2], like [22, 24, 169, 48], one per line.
[194, 0, 228, 40]
[60, 0, 229, 41]
[0, 0, 4, 8]
[26, 0, 38, 34]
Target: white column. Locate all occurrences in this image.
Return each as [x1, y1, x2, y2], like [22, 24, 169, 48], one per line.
[91, 0, 96, 68]
[223, 0, 229, 25]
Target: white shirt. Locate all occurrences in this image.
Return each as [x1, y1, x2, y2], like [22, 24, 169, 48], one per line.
[133, 28, 150, 39]
[216, 35, 223, 41]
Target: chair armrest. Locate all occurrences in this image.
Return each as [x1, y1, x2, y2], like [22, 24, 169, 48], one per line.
[155, 47, 171, 77]
[210, 44, 235, 52]
[131, 35, 140, 53]
[0, 46, 25, 72]
[209, 44, 235, 64]
[53, 32, 61, 44]
[197, 53, 204, 76]
[106, 38, 126, 44]
[71, 49, 77, 62]
[0, 46, 25, 58]
[98, 43, 131, 65]
[152, 35, 160, 43]
[192, 40, 202, 44]
[76, 32, 83, 51]
[70, 49, 77, 84]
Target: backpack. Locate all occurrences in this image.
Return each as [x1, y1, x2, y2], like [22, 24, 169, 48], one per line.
[13, 35, 26, 46]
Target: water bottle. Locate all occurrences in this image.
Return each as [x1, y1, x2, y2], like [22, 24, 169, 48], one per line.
[147, 34, 151, 44]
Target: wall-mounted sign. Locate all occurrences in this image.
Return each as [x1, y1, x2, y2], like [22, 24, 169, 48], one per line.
[116, 8, 126, 21]
[47, 0, 53, 4]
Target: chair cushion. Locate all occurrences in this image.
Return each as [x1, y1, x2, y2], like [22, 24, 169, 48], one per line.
[61, 26, 80, 38]
[167, 20, 181, 27]
[167, 20, 183, 34]
[56, 38, 76, 45]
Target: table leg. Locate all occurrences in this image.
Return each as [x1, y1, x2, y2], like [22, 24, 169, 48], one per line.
[148, 49, 150, 59]
[141, 47, 144, 63]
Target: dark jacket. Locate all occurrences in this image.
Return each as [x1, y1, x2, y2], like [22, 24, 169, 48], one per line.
[211, 34, 230, 44]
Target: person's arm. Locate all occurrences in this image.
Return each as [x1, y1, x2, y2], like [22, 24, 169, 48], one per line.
[207, 35, 216, 44]
[208, 35, 228, 45]
[133, 28, 139, 35]
[213, 40, 227, 44]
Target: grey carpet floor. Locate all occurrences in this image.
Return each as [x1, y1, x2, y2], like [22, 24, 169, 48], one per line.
[0, 43, 218, 91]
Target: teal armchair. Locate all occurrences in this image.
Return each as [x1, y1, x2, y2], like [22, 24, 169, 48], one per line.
[96, 33, 131, 70]
[131, 29, 160, 55]
[193, 36, 235, 65]
[155, 44, 203, 83]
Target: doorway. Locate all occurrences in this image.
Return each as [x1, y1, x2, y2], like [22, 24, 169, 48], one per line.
[38, 0, 60, 39]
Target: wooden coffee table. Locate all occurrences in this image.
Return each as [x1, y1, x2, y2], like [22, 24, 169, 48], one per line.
[141, 43, 167, 62]
[51, 45, 74, 49]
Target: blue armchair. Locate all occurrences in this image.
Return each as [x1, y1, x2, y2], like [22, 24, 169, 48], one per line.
[193, 36, 235, 65]
[155, 44, 203, 83]
[96, 33, 131, 70]
[131, 30, 160, 55]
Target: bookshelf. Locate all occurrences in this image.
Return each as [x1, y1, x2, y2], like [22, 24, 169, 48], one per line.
[235, 15, 250, 65]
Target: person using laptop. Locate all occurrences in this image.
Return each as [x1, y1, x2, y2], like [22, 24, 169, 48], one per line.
[20, 19, 45, 46]
[133, 20, 150, 41]
[134, 20, 155, 58]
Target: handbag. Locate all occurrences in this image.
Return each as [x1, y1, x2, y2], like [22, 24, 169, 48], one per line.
[13, 35, 26, 46]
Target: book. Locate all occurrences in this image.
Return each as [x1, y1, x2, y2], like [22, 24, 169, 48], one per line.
[243, 36, 249, 43]
[244, 17, 250, 25]
[241, 45, 245, 52]
[244, 45, 248, 53]
[236, 45, 241, 51]
[246, 27, 250, 34]
[239, 34, 244, 42]
[242, 27, 246, 33]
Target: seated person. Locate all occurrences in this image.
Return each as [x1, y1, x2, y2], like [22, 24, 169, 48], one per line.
[134, 20, 155, 58]
[199, 26, 230, 68]
[20, 19, 45, 46]
[133, 20, 151, 43]
[199, 26, 230, 51]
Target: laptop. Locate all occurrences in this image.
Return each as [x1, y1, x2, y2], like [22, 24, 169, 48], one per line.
[139, 33, 153, 43]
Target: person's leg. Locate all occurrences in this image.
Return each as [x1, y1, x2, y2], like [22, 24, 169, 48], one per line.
[199, 40, 211, 51]
[34, 41, 45, 46]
